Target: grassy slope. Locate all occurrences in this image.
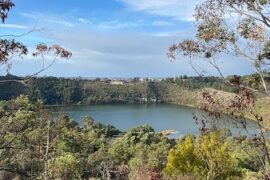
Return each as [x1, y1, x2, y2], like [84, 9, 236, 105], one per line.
[256, 97, 270, 128]
[164, 86, 270, 127]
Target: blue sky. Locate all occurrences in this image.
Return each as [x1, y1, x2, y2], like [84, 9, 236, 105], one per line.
[0, 0, 254, 77]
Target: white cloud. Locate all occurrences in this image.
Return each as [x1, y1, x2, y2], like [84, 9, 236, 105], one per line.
[150, 32, 175, 37]
[21, 12, 75, 28]
[77, 18, 91, 24]
[21, 12, 176, 31]
[21, 12, 37, 19]
[152, 21, 173, 26]
[97, 20, 145, 30]
[118, 0, 200, 21]
[0, 24, 28, 29]
[96, 20, 174, 30]
[10, 27, 254, 77]
[46, 19, 75, 28]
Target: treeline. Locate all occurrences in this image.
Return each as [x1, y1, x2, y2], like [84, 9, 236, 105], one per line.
[0, 96, 173, 179]
[0, 74, 238, 105]
[167, 75, 237, 91]
[0, 96, 266, 179]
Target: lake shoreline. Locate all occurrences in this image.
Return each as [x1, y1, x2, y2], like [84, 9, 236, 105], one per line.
[49, 103, 259, 138]
[45, 101, 257, 124]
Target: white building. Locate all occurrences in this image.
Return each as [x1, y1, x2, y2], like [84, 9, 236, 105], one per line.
[110, 80, 124, 85]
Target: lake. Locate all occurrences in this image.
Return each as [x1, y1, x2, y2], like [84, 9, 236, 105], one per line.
[52, 104, 259, 138]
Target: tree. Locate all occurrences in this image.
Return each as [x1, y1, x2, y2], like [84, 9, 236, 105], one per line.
[0, 0, 27, 75]
[0, 95, 46, 178]
[109, 125, 172, 178]
[167, 0, 270, 177]
[168, 0, 269, 93]
[0, 1, 72, 179]
[0, 0, 72, 85]
[0, 0, 14, 22]
[48, 153, 81, 180]
[165, 132, 241, 179]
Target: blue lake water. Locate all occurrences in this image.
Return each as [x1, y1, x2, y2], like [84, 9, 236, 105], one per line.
[52, 104, 259, 138]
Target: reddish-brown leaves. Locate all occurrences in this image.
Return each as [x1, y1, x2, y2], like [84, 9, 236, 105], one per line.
[167, 40, 201, 60]
[32, 43, 72, 59]
[229, 75, 241, 86]
[0, 39, 27, 65]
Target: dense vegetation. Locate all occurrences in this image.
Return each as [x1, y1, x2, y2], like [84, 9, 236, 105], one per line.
[0, 96, 268, 179]
[0, 74, 238, 105]
[1, 0, 270, 179]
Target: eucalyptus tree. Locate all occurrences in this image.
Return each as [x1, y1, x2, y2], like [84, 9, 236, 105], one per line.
[0, 0, 72, 84]
[0, 0, 72, 179]
[167, 0, 270, 177]
[168, 0, 270, 93]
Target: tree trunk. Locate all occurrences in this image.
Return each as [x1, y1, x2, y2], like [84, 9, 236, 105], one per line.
[44, 118, 51, 180]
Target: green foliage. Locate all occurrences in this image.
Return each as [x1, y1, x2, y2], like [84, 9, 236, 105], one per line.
[109, 125, 173, 178]
[0, 95, 46, 178]
[0, 96, 173, 179]
[0, 96, 123, 179]
[165, 135, 200, 177]
[49, 153, 81, 180]
[128, 142, 170, 180]
[0, 96, 268, 179]
[83, 116, 121, 138]
[0, 75, 239, 105]
[27, 77, 83, 105]
[0, 75, 27, 100]
[165, 131, 242, 179]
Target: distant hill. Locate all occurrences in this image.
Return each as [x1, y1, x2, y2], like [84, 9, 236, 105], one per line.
[0, 74, 269, 127]
[0, 75, 237, 104]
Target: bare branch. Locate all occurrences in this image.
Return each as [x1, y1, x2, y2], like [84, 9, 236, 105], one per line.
[0, 28, 44, 38]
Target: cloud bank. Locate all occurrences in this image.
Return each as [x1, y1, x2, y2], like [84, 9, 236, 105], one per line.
[117, 0, 200, 21]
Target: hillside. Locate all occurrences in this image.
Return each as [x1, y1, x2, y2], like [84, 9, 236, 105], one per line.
[0, 75, 236, 104]
[0, 75, 269, 127]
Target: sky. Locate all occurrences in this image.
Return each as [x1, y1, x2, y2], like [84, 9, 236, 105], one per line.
[0, 0, 254, 78]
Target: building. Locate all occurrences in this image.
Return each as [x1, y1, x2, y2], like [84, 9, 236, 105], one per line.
[110, 80, 124, 85]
